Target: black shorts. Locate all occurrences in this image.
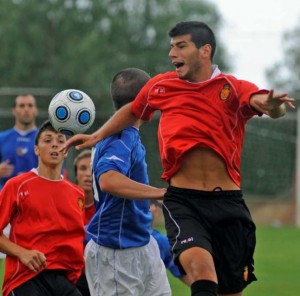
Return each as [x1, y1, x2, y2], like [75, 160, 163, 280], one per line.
[163, 186, 257, 294]
[9, 269, 82, 296]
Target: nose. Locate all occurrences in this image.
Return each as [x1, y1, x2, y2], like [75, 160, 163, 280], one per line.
[168, 47, 176, 59]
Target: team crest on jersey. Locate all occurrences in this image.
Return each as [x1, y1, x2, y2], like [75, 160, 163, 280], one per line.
[16, 147, 28, 156]
[219, 83, 231, 101]
[77, 198, 84, 211]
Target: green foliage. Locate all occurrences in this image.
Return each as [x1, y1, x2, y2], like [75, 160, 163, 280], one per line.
[0, 0, 229, 114]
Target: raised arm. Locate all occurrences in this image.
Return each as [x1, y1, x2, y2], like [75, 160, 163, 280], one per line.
[250, 89, 295, 118]
[62, 103, 137, 153]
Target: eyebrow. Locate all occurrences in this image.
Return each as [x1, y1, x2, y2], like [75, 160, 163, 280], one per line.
[170, 40, 188, 47]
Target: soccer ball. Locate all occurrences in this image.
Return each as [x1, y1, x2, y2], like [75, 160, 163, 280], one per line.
[48, 89, 96, 136]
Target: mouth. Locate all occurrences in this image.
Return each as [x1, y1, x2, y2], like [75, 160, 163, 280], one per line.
[173, 61, 184, 70]
[50, 152, 59, 157]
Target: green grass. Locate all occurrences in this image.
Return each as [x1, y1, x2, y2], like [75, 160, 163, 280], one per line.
[168, 227, 300, 296]
[1, 227, 300, 296]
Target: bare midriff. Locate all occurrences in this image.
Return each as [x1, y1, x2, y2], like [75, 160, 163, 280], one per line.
[170, 147, 240, 191]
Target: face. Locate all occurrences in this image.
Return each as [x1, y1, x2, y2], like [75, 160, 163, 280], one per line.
[76, 156, 92, 193]
[35, 130, 66, 167]
[169, 34, 210, 82]
[13, 95, 38, 127]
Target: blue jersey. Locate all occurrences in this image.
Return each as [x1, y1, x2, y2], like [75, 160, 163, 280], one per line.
[87, 126, 152, 249]
[151, 229, 182, 278]
[0, 127, 38, 190]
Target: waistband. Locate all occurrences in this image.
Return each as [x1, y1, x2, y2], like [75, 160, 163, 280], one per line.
[167, 185, 243, 199]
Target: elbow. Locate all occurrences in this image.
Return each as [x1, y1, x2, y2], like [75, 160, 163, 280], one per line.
[99, 171, 115, 193]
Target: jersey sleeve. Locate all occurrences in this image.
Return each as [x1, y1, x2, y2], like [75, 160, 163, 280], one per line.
[0, 180, 17, 235]
[236, 79, 269, 117]
[93, 136, 133, 182]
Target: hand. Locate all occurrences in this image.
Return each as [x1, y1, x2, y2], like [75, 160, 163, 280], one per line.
[251, 89, 295, 118]
[18, 249, 47, 273]
[266, 89, 295, 110]
[60, 134, 95, 154]
[0, 160, 14, 178]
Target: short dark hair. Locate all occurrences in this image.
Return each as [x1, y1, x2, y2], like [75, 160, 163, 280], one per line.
[110, 68, 150, 110]
[73, 149, 92, 176]
[35, 120, 58, 145]
[168, 21, 216, 60]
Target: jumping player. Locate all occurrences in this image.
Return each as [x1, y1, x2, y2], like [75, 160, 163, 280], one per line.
[62, 22, 295, 296]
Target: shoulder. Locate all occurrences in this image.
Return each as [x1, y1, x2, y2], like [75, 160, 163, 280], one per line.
[98, 128, 140, 151]
[4, 171, 37, 187]
[0, 128, 15, 140]
[63, 179, 85, 195]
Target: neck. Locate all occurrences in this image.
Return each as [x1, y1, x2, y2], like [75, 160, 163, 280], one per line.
[15, 122, 36, 131]
[37, 165, 62, 180]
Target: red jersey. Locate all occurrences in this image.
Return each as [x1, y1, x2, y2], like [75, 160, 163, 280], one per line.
[0, 169, 86, 296]
[131, 69, 268, 186]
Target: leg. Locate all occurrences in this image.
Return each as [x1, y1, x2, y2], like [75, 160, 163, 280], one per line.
[179, 247, 217, 283]
[180, 247, 218, 296]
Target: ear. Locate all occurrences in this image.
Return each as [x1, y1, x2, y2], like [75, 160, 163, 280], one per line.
[200, 44, 212, 59]
[34, 146, 39, 156]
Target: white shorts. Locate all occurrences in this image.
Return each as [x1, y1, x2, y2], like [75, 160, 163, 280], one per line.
[85, 236, 171, 296]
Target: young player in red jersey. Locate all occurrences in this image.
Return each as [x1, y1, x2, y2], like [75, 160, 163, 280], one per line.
[73, 149, 95, 226]
[62, 22, 295, 296]
[73, 149, 94, 296]
[0, 120, 85, 296]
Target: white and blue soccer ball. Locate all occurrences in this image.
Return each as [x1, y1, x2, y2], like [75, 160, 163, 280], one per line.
[48, 89, 96, 136]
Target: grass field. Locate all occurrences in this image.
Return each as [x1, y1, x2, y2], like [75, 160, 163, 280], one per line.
[1, 227, 300, 296]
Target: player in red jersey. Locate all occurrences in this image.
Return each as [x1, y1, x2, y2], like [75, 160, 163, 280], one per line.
[73, 149, 95, 226]
[73, 149, 94, 296]
[0, 120, 85, 296]
[62, 22, 295, 296]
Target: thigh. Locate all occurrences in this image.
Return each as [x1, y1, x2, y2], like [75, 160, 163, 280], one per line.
[162, 191, 212, 274]
[54, 272, 83, 296]
[212, 206, 256, 294]
[85, 240, 140, 296]
[9, 273, 50, 296]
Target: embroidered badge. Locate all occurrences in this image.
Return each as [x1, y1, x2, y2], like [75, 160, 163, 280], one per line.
[77, 198, 84, 211]
[219, 83, 231, 101]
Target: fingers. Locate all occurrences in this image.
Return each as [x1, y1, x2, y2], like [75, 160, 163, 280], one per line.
[23, 251, 47, 273]
[60, 135, 83, 153]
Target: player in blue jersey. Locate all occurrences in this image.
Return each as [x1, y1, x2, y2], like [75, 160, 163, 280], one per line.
[0, 94, 39, 190]
[84, 68, 171, 296]
[0, 94, 39, 279]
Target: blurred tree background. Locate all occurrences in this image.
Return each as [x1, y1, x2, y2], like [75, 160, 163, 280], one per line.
[0, 0, 229, 113]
